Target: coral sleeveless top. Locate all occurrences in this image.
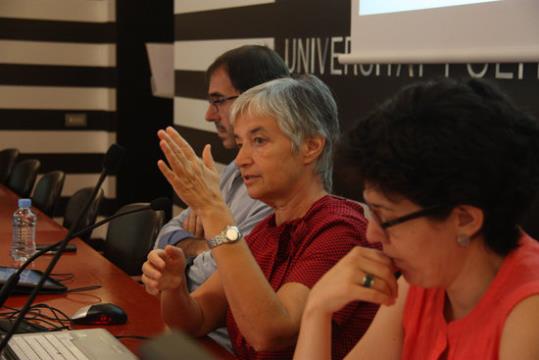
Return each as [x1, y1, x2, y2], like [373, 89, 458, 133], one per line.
[401, 235, 539, 360]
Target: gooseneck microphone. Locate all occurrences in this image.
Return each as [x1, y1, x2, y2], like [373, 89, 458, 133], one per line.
[0, 196, 170, 308]
[33, 197, 170, 260]
[0, 144, 126, 353]
[36, 197, 170, 258]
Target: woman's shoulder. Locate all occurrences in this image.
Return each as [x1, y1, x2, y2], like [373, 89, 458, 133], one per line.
[302, 195, 369, 244]
[309, 195, 367, 218]
[500, 294, 539, 359]
[499, 234, 539, 286]
[495, 237, 539, 358]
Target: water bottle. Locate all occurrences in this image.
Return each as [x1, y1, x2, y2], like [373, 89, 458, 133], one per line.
[11, 198, 37, 267]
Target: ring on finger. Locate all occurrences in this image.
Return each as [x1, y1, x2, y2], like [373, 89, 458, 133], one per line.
[361, 273, 375, 288]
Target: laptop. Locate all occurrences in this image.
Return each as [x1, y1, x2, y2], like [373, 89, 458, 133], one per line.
[1, 328, 137, 360]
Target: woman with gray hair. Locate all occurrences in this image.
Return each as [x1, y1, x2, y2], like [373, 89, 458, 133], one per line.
[142, 75, 378, 359]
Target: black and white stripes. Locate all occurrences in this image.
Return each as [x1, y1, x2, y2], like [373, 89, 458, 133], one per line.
[0, 0, 117, 218]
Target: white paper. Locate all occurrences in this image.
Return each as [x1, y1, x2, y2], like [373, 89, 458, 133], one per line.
[146, 43, 174, 98]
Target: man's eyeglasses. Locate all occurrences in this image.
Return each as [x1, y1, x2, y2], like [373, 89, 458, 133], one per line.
[208, 95, 239, 112]
[367, 204, 449, 232]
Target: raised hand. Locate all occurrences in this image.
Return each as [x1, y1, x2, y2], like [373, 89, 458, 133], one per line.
[141, 245, 188, 296]
[157, 127, 235, 239]
[157, 127, 223, 213]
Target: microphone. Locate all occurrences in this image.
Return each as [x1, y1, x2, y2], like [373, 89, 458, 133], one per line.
[0, 144, 125, 352]
[40, 197, 170, 255]
[0, 196, 170, 300]
[148, 197, 171, 212]
[102, 143, 124, 175]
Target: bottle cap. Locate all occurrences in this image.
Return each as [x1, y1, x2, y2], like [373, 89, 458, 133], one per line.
[18, 199, 32, 208]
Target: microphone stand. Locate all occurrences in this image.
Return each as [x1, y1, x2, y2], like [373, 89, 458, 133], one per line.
[0, 203, 158, 308]
[0, 145, 125, 353]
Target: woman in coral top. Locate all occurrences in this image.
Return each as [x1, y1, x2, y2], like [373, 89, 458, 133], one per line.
[294, 78, 539, 360]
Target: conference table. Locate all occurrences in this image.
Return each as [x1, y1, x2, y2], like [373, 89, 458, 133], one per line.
[0, 185, 235, 359]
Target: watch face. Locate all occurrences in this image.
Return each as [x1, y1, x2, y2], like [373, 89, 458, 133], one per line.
[225, 227, 240, 241]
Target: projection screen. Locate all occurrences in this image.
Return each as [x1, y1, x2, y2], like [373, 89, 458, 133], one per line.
[340, 0, 539, 64]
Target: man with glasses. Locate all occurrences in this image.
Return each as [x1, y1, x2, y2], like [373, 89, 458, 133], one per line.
[153, 45, 290, 351]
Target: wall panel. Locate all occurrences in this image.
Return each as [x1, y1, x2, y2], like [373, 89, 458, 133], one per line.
[0, 1, 117, 223]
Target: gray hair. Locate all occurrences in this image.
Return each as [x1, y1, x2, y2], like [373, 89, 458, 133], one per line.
[230, 75, 339, 191]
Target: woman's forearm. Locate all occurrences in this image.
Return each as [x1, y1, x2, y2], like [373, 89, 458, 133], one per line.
[294, 305, 333, 360]
[212, 239, 305, 350]
[160, 283, 205, 335]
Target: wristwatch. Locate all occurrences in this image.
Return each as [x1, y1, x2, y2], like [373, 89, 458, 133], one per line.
[207, 225, 242, 249]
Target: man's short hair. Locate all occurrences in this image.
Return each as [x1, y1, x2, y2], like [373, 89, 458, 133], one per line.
[206, 45, 290, 93]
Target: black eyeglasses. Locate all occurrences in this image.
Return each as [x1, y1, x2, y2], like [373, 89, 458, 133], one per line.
[208, 95, 239, 112]
[367, 204, 449, 232]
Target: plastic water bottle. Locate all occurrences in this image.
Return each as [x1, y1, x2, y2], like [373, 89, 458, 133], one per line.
[11, 198, 37, 267]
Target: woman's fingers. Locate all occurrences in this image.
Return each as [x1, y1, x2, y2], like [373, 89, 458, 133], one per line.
[345, 247, 398, 298]
[158, 130, 185, 165]
[141, 272, 160, 289]
[157, 159, 175, 185]
[350, 284, 396, 306]
[141, 247, 186, 295]
[159, 139, 190, 180]
[141, 274, 160, 296]
[159, 128, 207, 176]
[337, 247, 399, 302]
[141, 262, 161, 281]
[158, 130, 201, 184]
[202, 144, 216, 172]
[147, 249, 166, 269]
[142, 250, 166, 279]
[165, 126, 198, 162]
[306, 248, 398, 315]
[142, 252, 165, 295]
[360, 247, 396, 268]
[157, 128, 217, 204]
[183, 210, 194, 234]
[356, 260, 398, 299]
[159, 128, 205, 183]
[158, 128, 189, 158]
[194, 213, 204, 238]
[356, 271, 396, 305]
[146, 287, 160, 297]
[164, 245, 186, 268]
[157, 159, 189, 205]
[184, 210, 203, 238]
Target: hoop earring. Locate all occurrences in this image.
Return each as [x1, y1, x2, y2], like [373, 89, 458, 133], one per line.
[457, 234, 470, 247]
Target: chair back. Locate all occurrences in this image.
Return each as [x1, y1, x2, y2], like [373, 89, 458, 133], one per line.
[32, 171, 66, 217]
[0, 148, 19, 184]
[7, 159, 41, 197]
[104, 203, 165, 276]
[63, 187, 104, 242]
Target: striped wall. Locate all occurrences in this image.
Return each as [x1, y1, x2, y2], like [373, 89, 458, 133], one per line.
[0, 0, 117, 226]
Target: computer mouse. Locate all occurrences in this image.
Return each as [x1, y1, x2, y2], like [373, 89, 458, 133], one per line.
[71, 303, 128, 325]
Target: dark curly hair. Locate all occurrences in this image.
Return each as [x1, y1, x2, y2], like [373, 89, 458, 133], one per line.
[343, 78, 539, 256]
